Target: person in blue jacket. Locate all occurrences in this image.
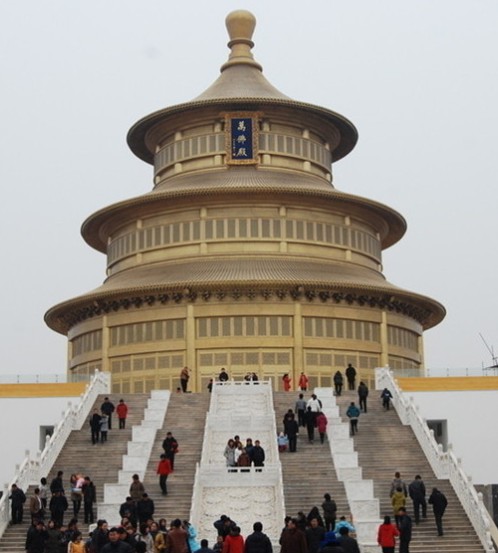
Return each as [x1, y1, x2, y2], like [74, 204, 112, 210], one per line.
[346, 402, 360, 435]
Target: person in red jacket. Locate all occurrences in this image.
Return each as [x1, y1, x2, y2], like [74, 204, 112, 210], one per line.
[377, 515, 399, 553]
[316, 412, 328, 444]
[298, 372, 309, 391]
[156, 454, 173, 495]
[116, 399, 128, 429]
[223, 526, 244, 553]
[282, 374, 292, 392]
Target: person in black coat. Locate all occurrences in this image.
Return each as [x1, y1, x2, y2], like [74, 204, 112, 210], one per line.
[162, 432, 179, 470]
[357, 382, 369, 412]
[50, 471, 64, 495]
[250, 440, 265, 469]
[137, 494, 155, 524]
[333, 371, 343, 396]
[245, 521, 273, 553]
[25, 520, 48, 553]
[397, 508, 412, 553]
[305, 517, 325, 553]
[304, 406, 315, 443]
[9, 484, 26, 524]
[49, 491, 68, 527]
[82, 476, 97, 524]
[119, 497, 137, 526]
[100, 397, 115, 430]
[345, 364, 356, 391]
[428, 487, 448, 536]
[90, 409, 102, 445]
[337, 527, 360, 553]
[408, 475, 427, 524]
[283, 413, 299, 452]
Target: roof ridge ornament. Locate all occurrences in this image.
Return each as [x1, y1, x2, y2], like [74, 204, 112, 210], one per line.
[220, 10, 263, 73]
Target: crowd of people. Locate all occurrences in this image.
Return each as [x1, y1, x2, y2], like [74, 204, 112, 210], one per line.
[13, 469, 98, 553]
[223, 436, 265, 469]
[378, 471, 448, 552]
[89, 397, 129, 445]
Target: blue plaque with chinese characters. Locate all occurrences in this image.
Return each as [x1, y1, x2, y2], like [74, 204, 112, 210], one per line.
[225, 113, 259, 165]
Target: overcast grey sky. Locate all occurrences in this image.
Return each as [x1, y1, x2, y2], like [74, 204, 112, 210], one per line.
[0, 1, 497, 377]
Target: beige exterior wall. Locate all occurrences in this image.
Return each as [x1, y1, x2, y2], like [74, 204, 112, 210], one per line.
[68, 299, 422, 394]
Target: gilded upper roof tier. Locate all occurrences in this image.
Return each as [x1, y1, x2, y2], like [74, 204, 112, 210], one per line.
[127, 10, 358, 165]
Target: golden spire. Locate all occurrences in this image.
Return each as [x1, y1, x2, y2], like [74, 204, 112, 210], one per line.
[220, 10, 262, 72]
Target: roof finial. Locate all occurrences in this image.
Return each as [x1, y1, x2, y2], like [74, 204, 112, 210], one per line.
[220, 10, 262, 72]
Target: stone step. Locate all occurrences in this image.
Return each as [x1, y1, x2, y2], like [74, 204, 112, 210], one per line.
[273, 391, 350, 521]
[0, 393, 151, 551]
[334, 388, 487, 552]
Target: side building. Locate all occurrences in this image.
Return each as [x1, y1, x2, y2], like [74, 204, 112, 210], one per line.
[44, 11, 445, 394]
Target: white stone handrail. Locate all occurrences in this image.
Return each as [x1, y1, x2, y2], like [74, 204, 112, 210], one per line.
[375, 367, 495, 553]
[39, 370, 110, 476]
[0, 369, 110, 541]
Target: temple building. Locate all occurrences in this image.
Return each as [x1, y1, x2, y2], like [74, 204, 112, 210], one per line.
[44, 10, 445, 394]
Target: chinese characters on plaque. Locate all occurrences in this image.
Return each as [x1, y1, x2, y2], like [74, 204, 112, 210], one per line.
[226, 114, 258, 165]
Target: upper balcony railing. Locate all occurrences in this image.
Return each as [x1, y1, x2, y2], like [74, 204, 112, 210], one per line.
[0, 373, 92, 384]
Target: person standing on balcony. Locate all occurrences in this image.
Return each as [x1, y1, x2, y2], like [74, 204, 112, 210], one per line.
[357, 381, 369, 412]
[428, 487, 448, 536]
[180, 366, 190, 393]
[345, 364, 356, 391]
[251, 440, 265, 469]
[298, 372, 309, 391]
[116, 399, 128, 429]
[219, 368, 229, 382]
[100, 397, 115, 430]
[333, 371, 344, 396]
